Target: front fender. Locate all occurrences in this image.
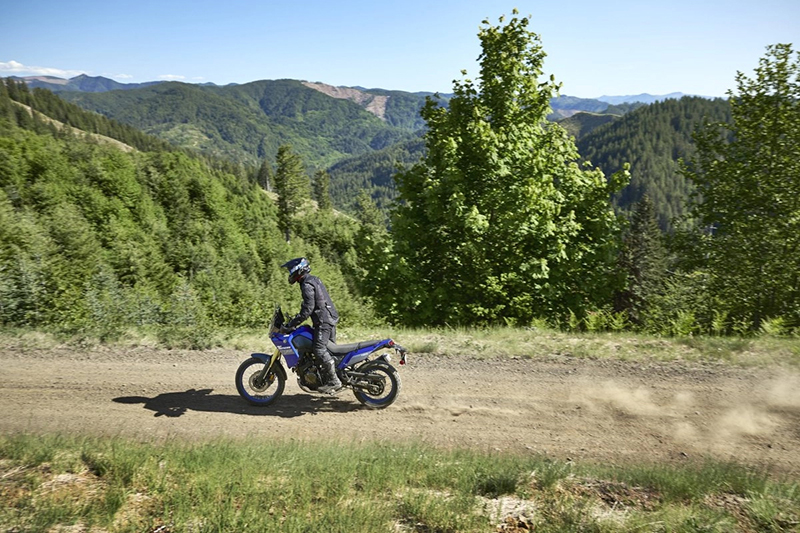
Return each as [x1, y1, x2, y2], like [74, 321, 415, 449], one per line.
[251, 349, 281, 371]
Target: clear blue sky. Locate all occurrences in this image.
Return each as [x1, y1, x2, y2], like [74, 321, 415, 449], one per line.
[2, 0, 798, 98]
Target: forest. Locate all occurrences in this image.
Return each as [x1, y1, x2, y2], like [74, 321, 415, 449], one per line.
[1, 13, 799, 343]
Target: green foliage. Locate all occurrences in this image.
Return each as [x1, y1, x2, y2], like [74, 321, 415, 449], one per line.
[313, 169, 333, 211]
[615, 195, 669, 325]
[641, 272, 710, 336]
[582, 308, 630, 333]
[759, 316, 792, 337]
[6, 40, 798, 339]
[578, 96, 732, 230]
[385, 11, 628, 326]
[679, 44, 800, 332]
[557, 111, 618, 140]
[273, 145, 310, 241]
[0, 89, 375, 340]
[1, 434, 794, 533]
[59, 79, 423, 169]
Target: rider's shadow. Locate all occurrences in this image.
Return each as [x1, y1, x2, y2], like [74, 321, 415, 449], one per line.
[112, 389, 360, 418]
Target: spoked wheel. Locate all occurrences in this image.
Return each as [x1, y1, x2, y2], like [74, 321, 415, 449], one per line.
[235, 357, 286, 406]
[352, 363, 401, 409]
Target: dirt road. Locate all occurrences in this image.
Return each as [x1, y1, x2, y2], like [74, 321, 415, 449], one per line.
[1, 345, 799, 475]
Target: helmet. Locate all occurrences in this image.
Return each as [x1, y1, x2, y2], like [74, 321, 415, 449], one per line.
[281, 257, 311, 284]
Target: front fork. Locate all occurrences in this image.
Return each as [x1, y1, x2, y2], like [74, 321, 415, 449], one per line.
[254, 349, 282, 386]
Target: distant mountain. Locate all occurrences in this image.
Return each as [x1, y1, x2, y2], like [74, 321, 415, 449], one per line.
[596, 93, 685, 105]
[56, 79, 424, 168]
[12, 73, 722, 226]
[549, 95, 610, 119]
[548, 95, 653, 120]
[18, 75, 689, 125]
[13, 74, 163, 93]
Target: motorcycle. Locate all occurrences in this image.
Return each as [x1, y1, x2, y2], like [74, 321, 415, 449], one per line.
[235, 306, 407, 409]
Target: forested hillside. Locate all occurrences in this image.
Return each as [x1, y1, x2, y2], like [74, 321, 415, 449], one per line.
[0, 79, 374, 346]
[3, 29, 797, 340]
[326, 96, 730, 226]
[557, 112, 619, 140]
[577, 96, 732, 228]
[327, 135, 425, 214]
[59, 80, 423, 169]
[33, 74, 671, 220]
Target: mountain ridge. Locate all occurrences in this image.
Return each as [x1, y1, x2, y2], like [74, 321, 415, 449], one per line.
[15, 74, 691, 109]
[597, 92, 689, 105]
[4, 74, 727, 233]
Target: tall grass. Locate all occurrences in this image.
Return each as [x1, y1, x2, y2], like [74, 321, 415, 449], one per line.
[1, 434, 797, 532]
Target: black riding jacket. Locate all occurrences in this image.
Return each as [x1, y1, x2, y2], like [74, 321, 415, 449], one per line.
[287, 274, 339, 328]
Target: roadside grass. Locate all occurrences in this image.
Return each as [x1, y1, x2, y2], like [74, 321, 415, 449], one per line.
[2, 324, 800, 367]
[277, 325, 799, 367]
[1, 434, 797, 532]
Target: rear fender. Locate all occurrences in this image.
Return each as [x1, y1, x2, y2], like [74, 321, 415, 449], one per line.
[349, 353, 393, 372]
[375, 353, 393, 365]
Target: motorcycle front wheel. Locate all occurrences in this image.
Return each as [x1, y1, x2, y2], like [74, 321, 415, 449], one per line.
[235, 357, 286, 406]
[352, 363, 401, 409]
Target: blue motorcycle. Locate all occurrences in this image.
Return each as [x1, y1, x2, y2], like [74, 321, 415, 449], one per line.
[236, 306, 407, 409]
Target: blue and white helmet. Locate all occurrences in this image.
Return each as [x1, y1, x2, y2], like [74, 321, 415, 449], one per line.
[281, 257, 311, 284]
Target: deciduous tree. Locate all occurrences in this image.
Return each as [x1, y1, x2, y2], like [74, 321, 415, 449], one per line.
[388, 11, 628, 326]
[681, 44, 800, 329]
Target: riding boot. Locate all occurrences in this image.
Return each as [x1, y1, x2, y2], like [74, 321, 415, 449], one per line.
[318, 360, 343, 394]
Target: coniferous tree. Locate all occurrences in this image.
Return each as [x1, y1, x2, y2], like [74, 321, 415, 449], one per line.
[615, 195, 668, 325]
[256, 158, 272, 192]
[5, 78, 21, 101]
[355, 189, 383, 230]
[0, 80, 14, 123]
[273, 145, 309, 242]
[313, 169, 333, 212]
[353, 189, 390, 296]
[577, 96, 732, 230]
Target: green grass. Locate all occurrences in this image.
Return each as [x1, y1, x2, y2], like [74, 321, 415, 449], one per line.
[1, 434, 797, 532]
[327, 325, 800, 367]
[3, 324, 800, 367]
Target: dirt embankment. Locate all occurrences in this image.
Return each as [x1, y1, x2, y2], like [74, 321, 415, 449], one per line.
[302, 81, 388, 120]
[1, 345, 799, 475]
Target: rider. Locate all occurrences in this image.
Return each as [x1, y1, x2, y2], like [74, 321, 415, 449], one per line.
[280, 257, 343, 393]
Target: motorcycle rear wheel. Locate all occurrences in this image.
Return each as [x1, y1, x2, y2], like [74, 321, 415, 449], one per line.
[235, 357, 286, 406]
[352, 363, 401, 409]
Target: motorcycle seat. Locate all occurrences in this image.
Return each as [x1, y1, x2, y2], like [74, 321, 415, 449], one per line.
[326, 340, 380, 355]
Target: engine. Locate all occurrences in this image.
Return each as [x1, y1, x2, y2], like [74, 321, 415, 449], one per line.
[295, 353, 321, 392]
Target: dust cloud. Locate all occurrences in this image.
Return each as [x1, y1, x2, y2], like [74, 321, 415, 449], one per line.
[569, 373, 800, 453]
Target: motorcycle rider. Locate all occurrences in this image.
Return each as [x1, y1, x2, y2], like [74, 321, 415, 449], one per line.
[280, 257, 343, 394]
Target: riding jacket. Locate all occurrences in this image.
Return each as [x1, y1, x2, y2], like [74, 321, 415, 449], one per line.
[287, 274, 340, 328]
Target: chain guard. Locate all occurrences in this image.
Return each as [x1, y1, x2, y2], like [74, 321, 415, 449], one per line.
[347, 368, 386, 395]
